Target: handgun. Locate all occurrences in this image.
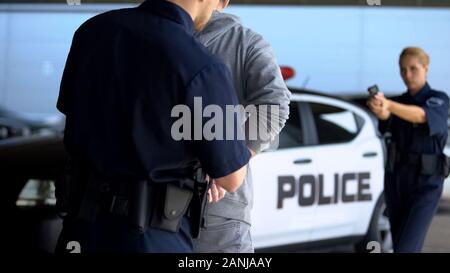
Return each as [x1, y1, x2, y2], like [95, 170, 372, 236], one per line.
[368, 84, 379, 97]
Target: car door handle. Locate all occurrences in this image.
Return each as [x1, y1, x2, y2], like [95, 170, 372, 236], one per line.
[363, 152, 378, 158]
[293, 158, 312, 164]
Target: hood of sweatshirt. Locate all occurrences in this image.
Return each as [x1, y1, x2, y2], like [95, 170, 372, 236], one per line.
[195, 11, 241, 46]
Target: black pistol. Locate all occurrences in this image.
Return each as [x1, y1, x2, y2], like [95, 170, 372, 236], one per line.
[368, 84, 379, 97]
[190, 167, 209, 238]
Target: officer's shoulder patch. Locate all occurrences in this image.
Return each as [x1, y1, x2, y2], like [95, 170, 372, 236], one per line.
[426, 97, 445, 107]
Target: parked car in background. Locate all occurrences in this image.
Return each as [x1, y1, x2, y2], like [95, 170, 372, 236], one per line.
[0, 105, 64, 140]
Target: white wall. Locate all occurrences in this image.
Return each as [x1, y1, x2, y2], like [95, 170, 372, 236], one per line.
[228, 5, 450, 96]
[0, 10, 7, 104]
[0, 4, 115, 116]
[0, 4, 449, 115]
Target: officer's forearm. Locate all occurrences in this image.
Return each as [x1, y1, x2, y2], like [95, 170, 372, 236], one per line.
[387, 100, 427, 124]
[375, 109, 391, 121]
[214, 165, 247, 193]
[245, 104, 287, 154]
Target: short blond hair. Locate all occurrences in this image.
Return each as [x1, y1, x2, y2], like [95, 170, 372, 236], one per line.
[399, 47, 430, 66]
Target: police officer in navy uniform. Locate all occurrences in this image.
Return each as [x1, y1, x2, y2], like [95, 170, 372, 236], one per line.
[55, 0, 250, 253]
[368, 47, 449, 253]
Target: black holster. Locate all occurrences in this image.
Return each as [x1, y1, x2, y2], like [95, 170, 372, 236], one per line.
[388, 150, 450, 178]
[386, 141, 397, 173]
[421, 153, 450, 177]
[420, 154, 440, 176]
[442, 155, 450, 178]
[149, 183, 193, 233]
[189, 167, 210, 239]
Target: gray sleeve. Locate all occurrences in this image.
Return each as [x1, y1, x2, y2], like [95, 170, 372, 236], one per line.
[243, 31, 291, 153]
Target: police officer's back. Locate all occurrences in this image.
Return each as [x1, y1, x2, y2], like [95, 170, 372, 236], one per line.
[55, 0, 250, 253]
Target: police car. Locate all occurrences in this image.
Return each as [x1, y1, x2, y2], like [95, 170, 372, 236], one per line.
[250, 89, 391, 252]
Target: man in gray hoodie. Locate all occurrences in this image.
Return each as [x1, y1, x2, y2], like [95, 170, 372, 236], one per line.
[194, 0, 291, 253]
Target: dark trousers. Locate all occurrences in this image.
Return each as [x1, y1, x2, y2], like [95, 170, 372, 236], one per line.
[385, 164, 443, 253]
[55, 213, 193, 253]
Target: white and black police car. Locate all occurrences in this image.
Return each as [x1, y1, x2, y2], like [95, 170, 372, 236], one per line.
[250, 88, 390, 252]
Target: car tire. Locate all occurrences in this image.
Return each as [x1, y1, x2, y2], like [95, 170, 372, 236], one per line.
[354, 193, 393, 253]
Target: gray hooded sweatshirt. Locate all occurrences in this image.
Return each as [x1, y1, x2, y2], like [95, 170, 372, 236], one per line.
[195, 12, 291, 225]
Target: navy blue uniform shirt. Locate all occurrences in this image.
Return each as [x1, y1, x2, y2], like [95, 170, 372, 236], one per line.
[57, 0, 251, 184]
[379, 83, 449, 253]
[379, 82, 449, 156]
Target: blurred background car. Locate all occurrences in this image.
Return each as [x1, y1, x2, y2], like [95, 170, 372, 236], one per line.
[0, 105, 64, 140]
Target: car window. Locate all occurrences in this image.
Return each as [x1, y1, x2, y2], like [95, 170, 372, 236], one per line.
[310, 102, 362, 144]
[278, 102, 303, 149]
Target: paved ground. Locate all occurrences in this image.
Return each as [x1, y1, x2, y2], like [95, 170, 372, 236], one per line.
[422, 199, 450, 253]
[308, 198, 450, 253]
[13, 193, 450, 253]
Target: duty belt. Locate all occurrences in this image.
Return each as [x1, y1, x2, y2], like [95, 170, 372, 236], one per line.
[395, 152, 421, 165]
